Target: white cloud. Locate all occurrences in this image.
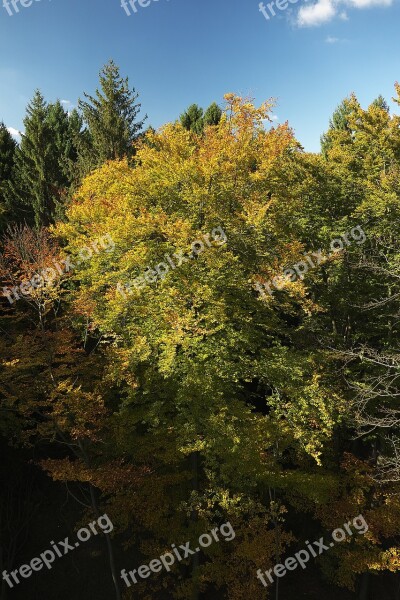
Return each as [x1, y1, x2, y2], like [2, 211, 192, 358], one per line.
[297, 0, 392, 26]
[7, 127, 22, 141]
[346, 0, 392, 7]
[326, 35, 340, 42]
[298, 0, 336, 26]
[60, 100, 75, 116]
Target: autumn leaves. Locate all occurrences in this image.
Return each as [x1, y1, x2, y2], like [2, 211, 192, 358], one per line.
[116, 226, 227, 299]
[254, 224, 367, 299]
[1, 232, 115, 305]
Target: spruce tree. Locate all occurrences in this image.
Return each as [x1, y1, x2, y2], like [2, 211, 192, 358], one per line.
[370, 94, 390, 112]
[8, 92, 83, 227]
[0, 123, 17, 229]
[47, 101, 84, 198]
[8, 90, 54, 227]
[320, 98, 354, 156]
[179, 104, 204, 134]
[204, 102, 222, 126]
[180, 102, 222, 134]
[78, 60, 145, 172]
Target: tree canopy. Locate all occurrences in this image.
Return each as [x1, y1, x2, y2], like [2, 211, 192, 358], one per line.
[1, 73, 400, 600]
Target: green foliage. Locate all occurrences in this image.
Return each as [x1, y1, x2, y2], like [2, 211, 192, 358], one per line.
[180, 101, 222, 134]
[320, 97, 356, 156]
[2, 82, 400, 598]
[6, 91, 83, 227]
[370, 94, 389, 112]
[180, 103, 204, 134]
[77, 59, 146, 173]
[0, 122, 17, 229]
[204, 102, 222, 126]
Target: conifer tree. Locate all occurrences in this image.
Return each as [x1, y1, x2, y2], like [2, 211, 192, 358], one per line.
[370, 94, 389, 112]
[180, 102, 222, 134]
[0, 123, 17, 229]
[8, 90, 53, 227]
[180, 103, 204, 133]
[78, 60, 145, 172]
[7, 93, 83, 227]
[204, 101, 222, 126]
[320, 97, 355, 156]
[47, 101, 85, 196]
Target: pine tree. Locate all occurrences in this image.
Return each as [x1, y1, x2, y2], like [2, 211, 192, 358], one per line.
[78, 60, 145, 172]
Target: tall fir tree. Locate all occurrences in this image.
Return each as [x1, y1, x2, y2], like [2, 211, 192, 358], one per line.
[77, 60, 146, 173]
[6, 93, 83, 227]
[8, 90, 52, 227]
[46, 101, 84, 198]
[0, 123, 17, 230]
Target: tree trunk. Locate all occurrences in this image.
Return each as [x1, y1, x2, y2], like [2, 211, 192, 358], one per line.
[88, 484, 122, 600]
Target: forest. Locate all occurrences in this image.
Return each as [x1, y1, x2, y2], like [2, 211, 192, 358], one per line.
[0, 60, 400, 599]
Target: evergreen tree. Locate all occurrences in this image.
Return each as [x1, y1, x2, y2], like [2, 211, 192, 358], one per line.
[8, 90, 53, 227]
[0, 123, 17, 229]
[78, 60, 145, 172]
[179, 103, 204, 134]
[180, 102, 222, 134]
[7, 92, 83, 227]
[47, 101, 85, 197]
[320, 97, 355, 156]
[204, 101, 222, 126]
[370, 94, 390, 112]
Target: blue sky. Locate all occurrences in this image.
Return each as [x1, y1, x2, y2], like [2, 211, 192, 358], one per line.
[0, 0, 399, 152]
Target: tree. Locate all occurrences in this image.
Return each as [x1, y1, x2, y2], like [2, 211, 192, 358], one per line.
[0, 223, 124, 599]
[180, 102, 222, 134]
[179, 103, 204, 134]
[320, 97, 355, 156]
[6, 92, 82, 227]
[46, 101, 84, 197]
[370, 94, 390, 112]
[7, 91, 54, 227]
[54, 95, 350, 598]
[4, 86, 400, 598]
[78, 60, 146, 172]
[0, 123, 17, 229]
[204, 101, 222, 127]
